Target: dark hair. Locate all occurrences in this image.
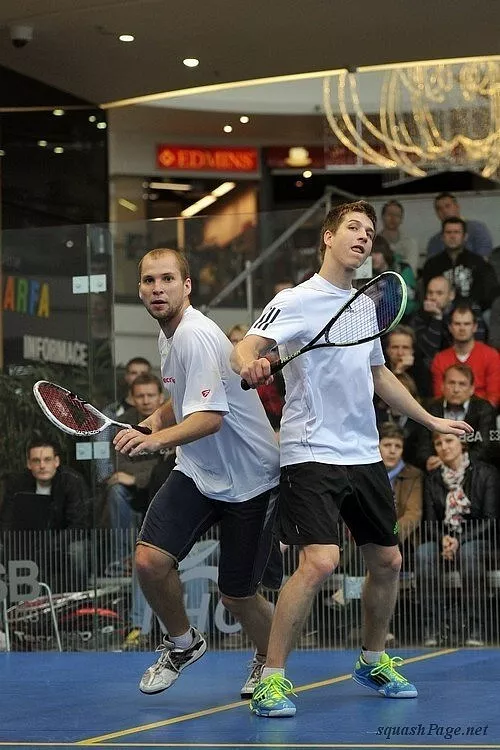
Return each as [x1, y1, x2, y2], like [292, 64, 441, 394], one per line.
[138, 248, 191, 281]
[442, 217, 467, 234]
[318, 200, 377, 261]
[125, 356, 152, 372]
[450, 303, 477, 323]
[381, 199, 404, 218]
[26, 438, 60, 458]
[379, 422, 405, 442]
[385, 324, 416, 346]
[434, 192, 458, 207]
[130, 372, 163, 394]
[443, 363, 475, 386]
[372, 235, 394, 267]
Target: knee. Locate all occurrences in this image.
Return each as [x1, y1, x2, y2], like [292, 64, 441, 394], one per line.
[369, 548, 402, 580]
[300, 549, 339, 587]
[220, 592, 254, 615]
[135, 544, 174, 582]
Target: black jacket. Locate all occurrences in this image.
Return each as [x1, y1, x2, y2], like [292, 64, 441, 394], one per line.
[1, 466, 91, 531]
[422, 460, 500, 543]
[422, 248, 499, 310]
[412, 396, 498, 470]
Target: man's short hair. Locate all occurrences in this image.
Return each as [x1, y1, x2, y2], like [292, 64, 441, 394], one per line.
[435, 192, 458, 207]
[379, 422, 405, 442]
[443, 363, 475, 386]
[385, 324, 416, 346]
[450, 303, 477, 323]
[442, 217, 467, 234]
[26, 438, 60, 458]
[130, 372, 163, 394]
[381, 199, 404, 217]
[125, 357, 152, 372]
[318, 200, 377, 261]
[138, 248, 190, 281]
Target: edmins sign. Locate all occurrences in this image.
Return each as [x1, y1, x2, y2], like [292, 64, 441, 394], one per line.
[156, 145, 259, 173]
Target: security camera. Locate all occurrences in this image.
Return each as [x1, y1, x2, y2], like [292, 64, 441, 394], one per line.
[9, 25, 33, 48]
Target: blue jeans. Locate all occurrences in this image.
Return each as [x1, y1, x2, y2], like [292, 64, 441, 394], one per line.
[106, 483, 142, 563]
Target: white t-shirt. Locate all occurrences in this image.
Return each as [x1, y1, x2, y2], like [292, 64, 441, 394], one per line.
[247, 274, 385, 467]
[158, 306, 280, 502]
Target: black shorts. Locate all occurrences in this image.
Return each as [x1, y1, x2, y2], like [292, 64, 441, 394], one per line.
[279, 461, 398, 548]
[137, 469, 279, 598]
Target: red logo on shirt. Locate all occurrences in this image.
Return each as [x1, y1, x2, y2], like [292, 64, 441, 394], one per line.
[163, 377, 175, 383]
[201, 389, 211, 398]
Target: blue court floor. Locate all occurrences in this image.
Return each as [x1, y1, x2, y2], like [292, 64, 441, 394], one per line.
[0, 649, 498, 750]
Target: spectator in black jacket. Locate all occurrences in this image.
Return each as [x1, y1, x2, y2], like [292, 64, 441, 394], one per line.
[1, 438, 91, 589]
[422, 218, 499, 312]
[413, 276, 486, 386]
[416, 433, 500, 646]
[412, 364, 498, 472]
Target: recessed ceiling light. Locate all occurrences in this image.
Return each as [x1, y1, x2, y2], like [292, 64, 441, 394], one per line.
[119, 34, 135, 42]
[88, 115, 97, 123]
[38, 140, 48, 147]
[303, 170, 312, 178]
[0, 150, 5, 157]
[53, 109, 64, 116]
[223, 125, 233, 133]
[183, 58, 199, 68]
[53, 146, 64, 154]
[240, 115, 249, 124]
[96, 122, 107, 129]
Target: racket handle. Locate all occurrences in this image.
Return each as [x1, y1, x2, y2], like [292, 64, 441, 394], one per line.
[134, 425, 152, 435]
[240, 360, 283, 390]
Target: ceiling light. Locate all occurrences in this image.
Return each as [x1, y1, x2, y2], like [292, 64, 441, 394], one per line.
[0, 150, 5, 157]
[53, 109, 64, 116]
[119, 34, 135, 42]
[211, 181, 236, 198]
[223, 125, 233, 133]
[37, 140, 48, 147]
[183, 58, 199, 68]
[240, 115, 249, 124]
[96, 122, 107, 129]
[302, 170, 312, 178]
[181, 195, 217, 218]
[149, 181, 192, 191]
[88, 115, 97, 123]
[53, 146, 64, 154]
[118, 198, 138, 212]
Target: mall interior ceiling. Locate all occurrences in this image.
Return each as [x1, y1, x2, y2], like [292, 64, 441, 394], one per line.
[0, 0, 498, 106]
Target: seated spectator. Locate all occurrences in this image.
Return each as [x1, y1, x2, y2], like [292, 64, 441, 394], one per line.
[413, 364, 498, 472]
[106, 357, 152, 419]
[422, 218, 499, 311]
[379, 199, 420, 272]
[102, 373, 165, 570]
[426, 192, 493, 258]
[371, 235, 417, 319]
[431, 304, 500, 407]
[384, 325, 430, 395]
[1, 438, 91, 590]
[413, 276, 487, 384]
[376, 372, 423, 465]
[416, 433, 500, 646]
[227, 324, 249, 346]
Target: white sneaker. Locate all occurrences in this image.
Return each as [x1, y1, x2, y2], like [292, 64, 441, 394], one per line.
[240, 656, 265, 699]
[139, 627, 207, 694]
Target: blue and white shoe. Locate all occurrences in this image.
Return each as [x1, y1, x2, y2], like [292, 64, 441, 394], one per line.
[353, 652, 418, 698]
[250, 674, 297, 717]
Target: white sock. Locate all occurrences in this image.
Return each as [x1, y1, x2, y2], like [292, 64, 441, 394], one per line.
[362, 649, 384, 664]
[261, 667, 285, 679]
[171, 628, 194, 650]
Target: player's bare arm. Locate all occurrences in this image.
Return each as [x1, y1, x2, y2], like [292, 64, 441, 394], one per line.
[230, 333, 277, 388]
[372, 364, 473, 437]
[114, 410, 224, 457]
[139, 398, 177, 433]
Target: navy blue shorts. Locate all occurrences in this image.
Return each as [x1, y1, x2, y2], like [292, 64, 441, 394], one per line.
[137, 469, 279, 597]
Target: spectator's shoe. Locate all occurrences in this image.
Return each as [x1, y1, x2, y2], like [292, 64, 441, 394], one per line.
[139, 627, 207, 694]
[241, 656, 265, 698]
[465, 630, 485, 647]
[121, 627, 142, 651]
[353, 653, 418, 698]
[250, 674, 296, 717]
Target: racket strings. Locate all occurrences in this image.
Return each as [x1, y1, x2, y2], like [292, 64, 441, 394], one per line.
[324, 277, 404, 345]
[38, 384, 105, 433]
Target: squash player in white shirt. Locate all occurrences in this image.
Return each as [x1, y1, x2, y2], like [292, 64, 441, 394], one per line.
[113, 248, 280, 701]
[231, 200, 473, 718]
